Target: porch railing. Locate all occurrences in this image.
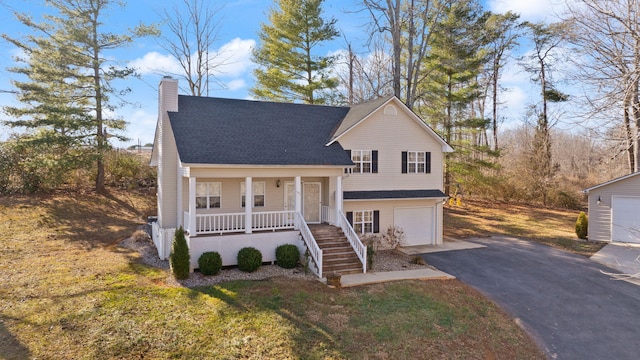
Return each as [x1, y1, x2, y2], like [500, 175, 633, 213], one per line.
[321, 205, 335, 224]
[184, 210, 296, 235]
[297, 212, 323, 277]
[338, 211, 367, 273]
[252, 210, 295, 231]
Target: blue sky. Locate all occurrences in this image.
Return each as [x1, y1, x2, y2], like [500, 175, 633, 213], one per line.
[0, 0, 567, 148]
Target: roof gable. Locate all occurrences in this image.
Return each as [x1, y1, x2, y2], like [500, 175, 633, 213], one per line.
[169, 96, 353, 166]
[328, 96, 453, 152]
[583, 172, 640, 193]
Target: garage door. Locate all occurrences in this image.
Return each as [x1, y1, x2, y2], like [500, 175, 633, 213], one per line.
[394, 207, 434, 246]
[612, 196, 640, 243]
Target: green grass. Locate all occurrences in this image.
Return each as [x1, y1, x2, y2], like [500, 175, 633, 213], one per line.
[0, 190, 545, 359]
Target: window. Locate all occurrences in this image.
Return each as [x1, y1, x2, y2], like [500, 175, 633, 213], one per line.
[348, 150, 378, 173]
[196, 182, 221, 209]
[401, 151, 431, 174]
[346, 210, 380, 234]
[241, 181, 265, 207]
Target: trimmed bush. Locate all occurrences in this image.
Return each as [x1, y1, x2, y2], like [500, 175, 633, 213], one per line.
[198, 251, 222, 275]
[576, 211, 588, 240]
[275, 244, 300, 269]
[237, 247, 262, 272]
[170, 226, 190, 279]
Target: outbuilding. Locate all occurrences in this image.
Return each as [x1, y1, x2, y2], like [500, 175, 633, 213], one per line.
[583, 172, 640, 243]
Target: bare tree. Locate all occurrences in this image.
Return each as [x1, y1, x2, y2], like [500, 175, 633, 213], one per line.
[158, 0, 224, 96]
[360, 0, 443, 108]
[336, 38, 393, 104]
[564, 0, 640, 174]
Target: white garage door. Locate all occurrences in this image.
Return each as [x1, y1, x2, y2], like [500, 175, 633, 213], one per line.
[612, 196, 640, 243]
[394, 207, 434, 246]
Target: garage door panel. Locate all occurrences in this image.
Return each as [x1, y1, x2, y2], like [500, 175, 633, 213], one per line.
[394, 207, 434, 246]
[612, 197, 640, 243]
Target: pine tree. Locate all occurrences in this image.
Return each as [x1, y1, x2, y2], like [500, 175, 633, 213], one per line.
[251, 0, 339, 104]
[2, 0, 156, 192]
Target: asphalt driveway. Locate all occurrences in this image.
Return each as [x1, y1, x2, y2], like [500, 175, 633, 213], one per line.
[421, 236, 640, 360]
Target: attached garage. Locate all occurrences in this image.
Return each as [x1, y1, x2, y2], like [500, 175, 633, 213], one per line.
[394, 206, 435, 246]
[584, 172, 640, 243]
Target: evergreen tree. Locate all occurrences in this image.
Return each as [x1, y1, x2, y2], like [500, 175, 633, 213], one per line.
[418, 0, 492, 194]
[251, 0, 339, 104]
[2, 0, 156, 192]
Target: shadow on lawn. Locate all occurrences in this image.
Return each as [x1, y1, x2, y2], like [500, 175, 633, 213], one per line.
[0, 317, 31, 360]
[194, 281, 347, 359]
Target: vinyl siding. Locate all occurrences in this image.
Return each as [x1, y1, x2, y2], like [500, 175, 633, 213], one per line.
[157, 79, 179, 229]
[344, 198, 443, 245]
[588, 175, 640, 242]
[338, 103, 444, 192]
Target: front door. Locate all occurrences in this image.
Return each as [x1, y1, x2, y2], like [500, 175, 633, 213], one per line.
[303, 182, 321, 223]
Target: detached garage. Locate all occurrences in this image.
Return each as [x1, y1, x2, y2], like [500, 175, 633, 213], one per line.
[584, 172, 640, 243]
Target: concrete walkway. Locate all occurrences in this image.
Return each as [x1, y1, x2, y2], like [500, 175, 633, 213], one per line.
[336, 268, 454, 287]
[591, 242, 640, 286]
[398, 237, 485, 255]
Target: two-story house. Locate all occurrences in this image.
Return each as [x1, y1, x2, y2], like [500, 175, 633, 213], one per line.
[151, 77, 453, 277]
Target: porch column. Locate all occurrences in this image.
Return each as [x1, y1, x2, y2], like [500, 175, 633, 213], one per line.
[295, 176, 302, 229]
[188, 177, 196, 236]
[177, 171, 183, 227]
[245, 176, 252, 234]
[335, 175, 343, 227]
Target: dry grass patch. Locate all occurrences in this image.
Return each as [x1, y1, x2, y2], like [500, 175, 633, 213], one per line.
[444, 199, 606, 256]
[1, 190, 544, 359]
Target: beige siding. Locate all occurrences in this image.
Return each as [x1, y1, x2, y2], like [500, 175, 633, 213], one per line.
[588, 175, 640, 242]
[338, 103, 444, 192]
[344, 198, 443, 246]
[181, 176, 333, 215]
[157, 78, 180, 229]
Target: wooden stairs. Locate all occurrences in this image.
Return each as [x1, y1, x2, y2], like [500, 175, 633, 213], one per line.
[309, 224, 363, 275]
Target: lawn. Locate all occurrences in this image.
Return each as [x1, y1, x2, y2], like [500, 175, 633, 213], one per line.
[444, 198, 606, 256]
[0, 190, 545, 359]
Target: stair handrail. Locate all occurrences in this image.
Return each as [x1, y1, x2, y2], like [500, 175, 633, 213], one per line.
[296, 212, 323, 278]
[338, 211, 367, 273]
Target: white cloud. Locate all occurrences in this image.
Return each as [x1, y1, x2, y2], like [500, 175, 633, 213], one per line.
[210, 38, 256, 77]
[487, 0, 567, 22]
[129, 51, 182, 75]
[129, 38, 256, 79]
[226, 79, 246, 91]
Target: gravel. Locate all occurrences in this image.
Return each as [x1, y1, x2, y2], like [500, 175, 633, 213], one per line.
[120, 233, 428, 288]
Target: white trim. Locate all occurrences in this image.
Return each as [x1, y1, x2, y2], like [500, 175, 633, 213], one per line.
[344, 197, 447, 202]
[583, 172, 640, 193]
[352, 209, 375, 234]
[351, 149, 373, 173]
[245, 177, 252, 234]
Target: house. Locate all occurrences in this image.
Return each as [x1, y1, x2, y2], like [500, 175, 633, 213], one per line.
[583, 172, 640, 243]
[150, 77, 453, 277]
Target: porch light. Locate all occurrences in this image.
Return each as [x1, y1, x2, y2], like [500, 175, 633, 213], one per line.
[597, 196, 602, 205]
[276, 179, 281, 188]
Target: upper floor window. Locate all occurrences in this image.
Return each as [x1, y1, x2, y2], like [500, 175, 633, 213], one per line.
[401, 151, 431, 174]
[196, 182, 221, 209]
[241, 181, 265, 207]
[347, 150, 378, 174]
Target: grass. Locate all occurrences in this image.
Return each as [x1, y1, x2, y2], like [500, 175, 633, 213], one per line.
[444, 198, 606, 256]
[0, 189, 545, 359]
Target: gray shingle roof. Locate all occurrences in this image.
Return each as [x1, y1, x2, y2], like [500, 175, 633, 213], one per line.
[343, 190, 447, 200]
[169, 96, 353, 166]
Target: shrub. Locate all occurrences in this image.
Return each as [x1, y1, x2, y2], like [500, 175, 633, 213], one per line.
[198, 251, 222, 275]
[237, 247, 262, 272]
[576, 211, 588, 240]
[170, 226, 190, 279]
[275, 244, 300, 269]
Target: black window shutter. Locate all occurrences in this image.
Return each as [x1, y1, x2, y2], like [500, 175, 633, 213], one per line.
[372, 150, 378, 173]
[425, 151, 431, 173]
[401, 151, 408, 173]
[345, 150, 352, 173]
[346, 211, 353, 225]
[373, 210, 380, 233]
